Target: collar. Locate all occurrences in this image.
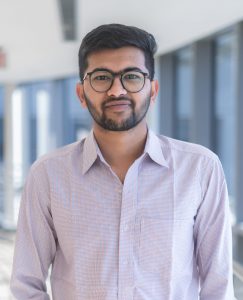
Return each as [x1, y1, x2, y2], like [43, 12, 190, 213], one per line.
[144, 129, 169, 168]
[82, 130, 99, 175]
[82, 129, 169, 174]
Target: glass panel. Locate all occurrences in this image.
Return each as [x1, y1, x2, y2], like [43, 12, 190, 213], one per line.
[0, 86, 4, 215]
[65, 77, 83, 119]
[63, 77, 92, 143]
[20, 77, 92, 162]
[0, 87, 4, 161]
[174, 47, 193, 141]
[213, 32, 236, 221]
[21, 82, 45, 163]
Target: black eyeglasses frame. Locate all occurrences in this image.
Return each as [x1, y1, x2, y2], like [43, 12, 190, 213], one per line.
[82, 68, 150, 93]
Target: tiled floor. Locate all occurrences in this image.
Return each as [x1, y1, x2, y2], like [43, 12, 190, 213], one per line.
[1, 229, 243, 299]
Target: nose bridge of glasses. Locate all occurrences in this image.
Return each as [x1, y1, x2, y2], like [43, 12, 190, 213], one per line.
[106, 77, 126, 96]
[109, 73, 126, 92]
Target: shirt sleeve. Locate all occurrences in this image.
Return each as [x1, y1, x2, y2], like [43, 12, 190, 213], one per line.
[10, 163, 56, 299]
[193, 156, 236, 300]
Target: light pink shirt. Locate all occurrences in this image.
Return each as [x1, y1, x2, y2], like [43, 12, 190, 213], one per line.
[11, 129, 235, 299]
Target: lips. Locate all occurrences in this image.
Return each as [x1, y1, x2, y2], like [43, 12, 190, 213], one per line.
[104, 100, 131, 108]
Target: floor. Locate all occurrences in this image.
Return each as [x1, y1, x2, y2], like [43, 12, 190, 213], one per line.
[1, 229, 243, 300]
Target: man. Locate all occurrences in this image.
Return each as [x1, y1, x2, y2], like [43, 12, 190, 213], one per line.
[11, 24, 235, 299]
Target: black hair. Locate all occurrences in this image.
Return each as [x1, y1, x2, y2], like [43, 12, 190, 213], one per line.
[78, 23, 157, 81]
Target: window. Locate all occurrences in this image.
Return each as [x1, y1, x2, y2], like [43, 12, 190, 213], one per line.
[21, 77, 92, 163]
[213, 32, 236, 218]
[0, 87, 4, 160]
[0, 86, 4, 215]
[62, 77, 92, 143]
[174, 47, 193, 141]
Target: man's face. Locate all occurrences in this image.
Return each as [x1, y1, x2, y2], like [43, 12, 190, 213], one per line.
[77, 46, 158, 131]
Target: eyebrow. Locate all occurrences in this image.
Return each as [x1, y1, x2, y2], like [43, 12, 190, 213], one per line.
[88, 67, 145, 74]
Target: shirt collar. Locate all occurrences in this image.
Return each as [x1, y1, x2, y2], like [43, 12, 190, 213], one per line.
[82, 129, 169, 174]
[144, 130, 169, 168]
[82, 130, 99, 175]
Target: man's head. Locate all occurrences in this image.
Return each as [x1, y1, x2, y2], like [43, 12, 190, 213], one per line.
[78, 24, 157, 81]
[76, 24, 159, 132]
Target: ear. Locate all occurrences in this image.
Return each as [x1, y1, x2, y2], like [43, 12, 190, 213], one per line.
[150, 79, 159, 105]
[76, 82, 87, 108]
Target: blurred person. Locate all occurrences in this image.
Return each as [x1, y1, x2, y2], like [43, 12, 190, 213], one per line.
[10, 24, 235, 299]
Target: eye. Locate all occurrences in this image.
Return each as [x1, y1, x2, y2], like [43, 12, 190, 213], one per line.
[91, 71, 113, 82]
[123, 72, 142, 81]
[93, 75, 111, 81]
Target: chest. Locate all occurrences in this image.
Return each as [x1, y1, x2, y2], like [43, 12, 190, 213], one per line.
[49, 161, 200, 231]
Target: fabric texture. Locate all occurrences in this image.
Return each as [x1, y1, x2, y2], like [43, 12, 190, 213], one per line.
[11, 130, 235, 299]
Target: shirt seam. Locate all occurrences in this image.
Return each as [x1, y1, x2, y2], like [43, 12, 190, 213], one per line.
[196, 178, 226, 275]
[30, 173, 56, 276]
[160, 144, 218, 162]
[30, 141, 82, 172]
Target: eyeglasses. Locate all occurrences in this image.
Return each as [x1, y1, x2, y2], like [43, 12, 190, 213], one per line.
[83, 68, 150, 93]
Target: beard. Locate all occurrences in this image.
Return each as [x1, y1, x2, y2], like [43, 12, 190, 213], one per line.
[83, 92, 151, 131]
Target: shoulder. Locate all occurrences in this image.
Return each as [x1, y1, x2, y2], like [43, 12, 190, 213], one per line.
[30, 139, 85, 175]
[157, 134, 219, 162]
[155, 134, 226, 194]
[154, 134, 224, 180]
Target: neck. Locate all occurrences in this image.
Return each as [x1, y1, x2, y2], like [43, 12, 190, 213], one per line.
[93, 121, 148, 168]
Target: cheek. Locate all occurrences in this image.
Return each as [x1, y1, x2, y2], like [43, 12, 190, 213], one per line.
[135, 89, 152, 105]
[139, 82, 152, 97]
[85, 90, 106, 109]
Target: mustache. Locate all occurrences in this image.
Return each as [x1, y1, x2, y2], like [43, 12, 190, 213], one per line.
[102, 96, 134, 108]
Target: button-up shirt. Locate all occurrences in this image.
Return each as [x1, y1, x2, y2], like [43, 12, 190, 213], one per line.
[11, 129, 235, 299]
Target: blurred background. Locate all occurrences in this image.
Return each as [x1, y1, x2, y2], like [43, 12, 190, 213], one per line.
[1, 0, 243, 299]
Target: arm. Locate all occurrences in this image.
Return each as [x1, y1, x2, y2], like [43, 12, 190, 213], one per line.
[194, 157, 235, 300]
[10, 163, 56, 299]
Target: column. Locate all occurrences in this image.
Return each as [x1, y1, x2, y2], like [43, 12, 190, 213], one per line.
[191, 40, 213, 148]
[2, 85, 30, 229]
[2, 84, 15, 229]
[158, 54, 175, 137]
[36, 86, 54, 158]
[235, 22, 243, 263]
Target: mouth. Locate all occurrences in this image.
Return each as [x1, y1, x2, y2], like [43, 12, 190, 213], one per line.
[104, 100, 132, 112]
[104, 100, 132, 108]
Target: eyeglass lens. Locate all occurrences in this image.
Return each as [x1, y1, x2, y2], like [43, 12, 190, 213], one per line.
[89, 70, 145, 92]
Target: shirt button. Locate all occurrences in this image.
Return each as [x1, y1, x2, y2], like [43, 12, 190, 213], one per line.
[122, 259, 129, 265]
[123, 224, 129, 232]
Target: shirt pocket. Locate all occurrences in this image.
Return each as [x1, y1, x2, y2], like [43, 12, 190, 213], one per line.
[138, 217, 173, 274]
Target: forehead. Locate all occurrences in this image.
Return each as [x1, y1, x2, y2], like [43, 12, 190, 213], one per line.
[86, 46, 147, 72]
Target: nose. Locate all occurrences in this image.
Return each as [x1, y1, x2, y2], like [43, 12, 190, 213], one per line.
[107, 76, 127, 97]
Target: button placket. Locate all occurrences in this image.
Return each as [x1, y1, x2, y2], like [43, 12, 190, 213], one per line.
[117, 161, 140, 300]
[122, 223, 129, 232]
